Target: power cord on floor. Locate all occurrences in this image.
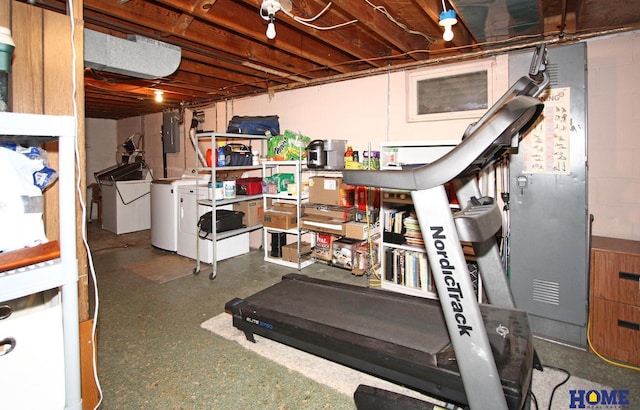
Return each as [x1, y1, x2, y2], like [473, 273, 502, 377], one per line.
[544, 365, 571, 410]
[529, 364, 571, 410]
[587, 315, 640, 372]
[529, 388, 539, 410]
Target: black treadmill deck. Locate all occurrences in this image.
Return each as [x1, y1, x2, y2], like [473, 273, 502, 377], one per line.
[225, 273, 534, 409]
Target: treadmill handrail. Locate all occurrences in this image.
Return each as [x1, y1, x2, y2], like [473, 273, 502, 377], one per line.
[343, 94, 543, 191]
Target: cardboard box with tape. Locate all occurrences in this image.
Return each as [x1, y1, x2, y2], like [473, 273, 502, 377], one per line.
[308, 176, 354, 207]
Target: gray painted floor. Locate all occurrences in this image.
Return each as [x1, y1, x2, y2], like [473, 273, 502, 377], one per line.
[88, 225, 638, 409]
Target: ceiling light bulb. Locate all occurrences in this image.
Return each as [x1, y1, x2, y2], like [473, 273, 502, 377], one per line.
[154, 90, 163, 102]
[266, 20, 276, 40]
[443, 24, 454, 41]
[439, 9, 457, 42]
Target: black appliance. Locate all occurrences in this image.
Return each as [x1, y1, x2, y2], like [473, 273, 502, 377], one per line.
[306, 139, 325, 168]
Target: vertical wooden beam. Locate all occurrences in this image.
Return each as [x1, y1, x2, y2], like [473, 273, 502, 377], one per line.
[80, 319, 99, 410]
[10, 1, 44, 114]
[0, 0, 9, 27]
[73, 0, 90, 326]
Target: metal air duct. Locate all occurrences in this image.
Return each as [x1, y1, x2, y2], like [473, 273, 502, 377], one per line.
[84, 29, 181, 79]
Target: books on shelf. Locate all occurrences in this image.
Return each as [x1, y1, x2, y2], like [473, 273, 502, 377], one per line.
[383, 206, 408, 244]
[403, 215, 423, 247]
[384, 247, 432, 292]
[383, 206, 426, 248]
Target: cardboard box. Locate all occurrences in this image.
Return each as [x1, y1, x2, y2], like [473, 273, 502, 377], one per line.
[263, 203, 297, 230]
[352, 238, 380, 276]
[303, 204, 355, 221]
[233, 199, 264, 227]
[312, 232, 337, 261]
[331, 237, 362, 269]
[355, 208, 379, 223]
[301, 215, 347, 236]
[309, 176, 355, 207]
[281, 241, 312, 263]
[345, 220, 380, 240]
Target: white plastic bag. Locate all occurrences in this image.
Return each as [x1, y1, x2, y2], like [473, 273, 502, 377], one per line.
[0, 147, 48, 253]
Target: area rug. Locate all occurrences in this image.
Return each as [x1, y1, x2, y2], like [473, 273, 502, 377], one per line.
[124, 254, 195, 283]
[201, 313, 611, 409]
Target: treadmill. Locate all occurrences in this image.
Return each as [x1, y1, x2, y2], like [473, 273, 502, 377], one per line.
[225, 44, 550, 410]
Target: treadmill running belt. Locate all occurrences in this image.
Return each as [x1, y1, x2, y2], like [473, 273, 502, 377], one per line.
[226, 273, 534, 409]
[243, 274, 451, 354]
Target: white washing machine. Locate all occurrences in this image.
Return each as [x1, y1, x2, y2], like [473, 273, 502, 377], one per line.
[150, 175, 209, 252]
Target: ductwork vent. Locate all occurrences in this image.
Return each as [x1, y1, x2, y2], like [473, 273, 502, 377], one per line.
[456, 0, 542, 43]
[84, 29, 181, 79]
[532, 279, 560, 305]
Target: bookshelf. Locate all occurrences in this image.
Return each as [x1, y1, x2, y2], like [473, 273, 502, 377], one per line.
[381, 190, 435, 298]
[379, 140, 467, 299]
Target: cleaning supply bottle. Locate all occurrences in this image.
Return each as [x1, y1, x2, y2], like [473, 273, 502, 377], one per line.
[344, 145, 354, 167]
[217, 141, 226, 167]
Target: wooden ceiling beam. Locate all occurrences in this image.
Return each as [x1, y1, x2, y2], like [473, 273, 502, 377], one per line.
[328, 0, 434, 58]
[177, 58, 283, 91]
[179, 49, 291, 86]
[134, 0, 368, 73]
[237, 0, 403, 67]
[82, 0, 338, 79]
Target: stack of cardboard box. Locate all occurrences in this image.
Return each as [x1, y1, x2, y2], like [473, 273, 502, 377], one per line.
[302, 176, 380, 274]
[262, 202, 297, 230]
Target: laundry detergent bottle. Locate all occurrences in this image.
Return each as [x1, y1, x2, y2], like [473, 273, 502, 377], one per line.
[217, 142, 226, 167]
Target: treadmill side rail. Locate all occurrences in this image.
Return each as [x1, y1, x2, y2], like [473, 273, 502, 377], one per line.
[412, 186, 508, 410]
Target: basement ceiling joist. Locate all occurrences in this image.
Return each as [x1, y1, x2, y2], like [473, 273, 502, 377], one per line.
[27, 0, 640, 119]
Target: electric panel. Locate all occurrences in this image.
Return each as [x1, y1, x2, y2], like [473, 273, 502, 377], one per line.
[162, 110, 181, 153]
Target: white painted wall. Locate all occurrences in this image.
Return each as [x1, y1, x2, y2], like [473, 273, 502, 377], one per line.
[112, 111, 214, 179]
[85, 118, 117, 183]
[587, 31, 640, 240]
[210, 55, 509, 152]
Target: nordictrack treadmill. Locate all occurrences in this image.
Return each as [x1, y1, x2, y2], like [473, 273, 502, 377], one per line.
[226, 45, 550, 410]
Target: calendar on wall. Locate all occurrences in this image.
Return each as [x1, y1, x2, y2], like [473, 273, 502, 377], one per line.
[521, 87, 571, 174]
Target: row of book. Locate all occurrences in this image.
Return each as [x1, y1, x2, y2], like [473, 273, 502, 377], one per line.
[384, 247, 434, 292]
[382, 207, 409, 235]
[382, 206, 424, 247]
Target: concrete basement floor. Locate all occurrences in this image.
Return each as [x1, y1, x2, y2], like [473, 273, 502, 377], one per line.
[87, 224, 638, 409]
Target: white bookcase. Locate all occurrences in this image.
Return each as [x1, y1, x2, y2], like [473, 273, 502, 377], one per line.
[262, 160, 315, 269]
[379, 140, 458, 298]
[380, 190, 435, 298]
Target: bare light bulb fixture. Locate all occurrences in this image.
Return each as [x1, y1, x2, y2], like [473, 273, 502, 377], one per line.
[260, 0, 282, 40]
[266, 16, 277, 40]
[154, 90, 164, 103]
[439, 4, 457, 42]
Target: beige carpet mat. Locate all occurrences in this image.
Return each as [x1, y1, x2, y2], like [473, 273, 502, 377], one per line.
[124, 254, 195, 284]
